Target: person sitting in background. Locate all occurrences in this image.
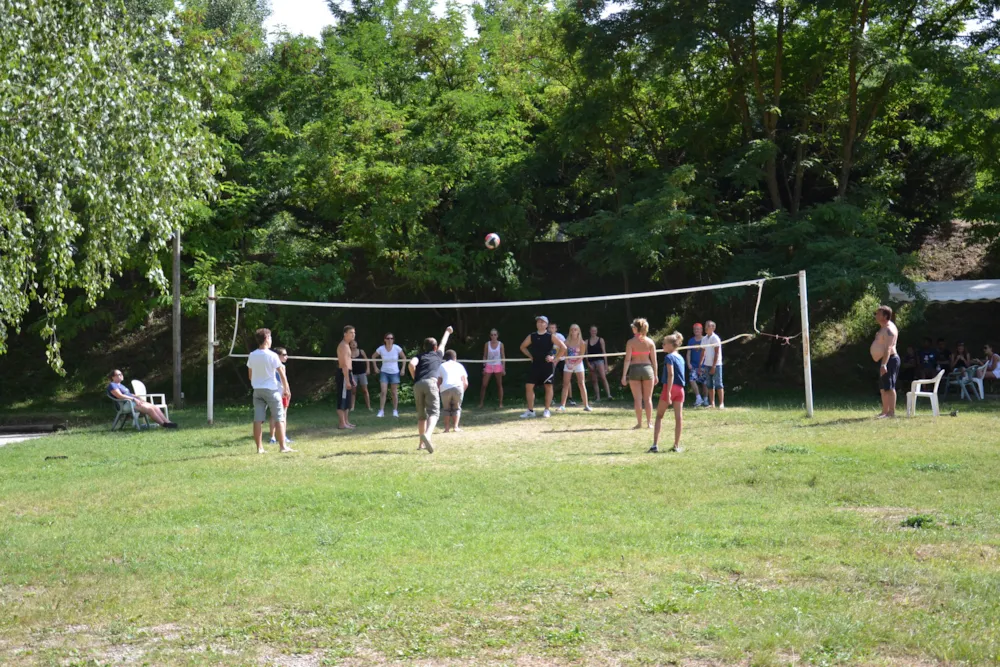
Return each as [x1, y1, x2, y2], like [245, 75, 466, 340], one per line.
[918, 337, 938, 379]
[107, 370, 177, 428]
[975, 344, 1000, 381]
[899, 345, 918, 390]
[936, 338, 951, 374]
[951, 342, 971, 371]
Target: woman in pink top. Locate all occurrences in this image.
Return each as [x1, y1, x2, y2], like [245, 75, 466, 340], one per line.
[479, 329, 506, 408]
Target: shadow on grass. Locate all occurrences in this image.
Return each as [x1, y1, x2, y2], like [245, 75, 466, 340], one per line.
[136, 452, 244, 466]
[320, 450, 407, 458]
[566, 451, 629, 456]
[544, 427, 625, 433]
[798, 416, 875, 428]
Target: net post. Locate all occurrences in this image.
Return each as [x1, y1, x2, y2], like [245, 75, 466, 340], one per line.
[207, 284, 215, 425]
[799, 270, 814, 418]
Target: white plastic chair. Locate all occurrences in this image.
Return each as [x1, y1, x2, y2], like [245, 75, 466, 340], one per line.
[131, 379, 169, 421]
[906, 369, 945, 417]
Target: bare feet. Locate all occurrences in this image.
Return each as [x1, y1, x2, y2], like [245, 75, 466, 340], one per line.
[632, 424, 643, 430]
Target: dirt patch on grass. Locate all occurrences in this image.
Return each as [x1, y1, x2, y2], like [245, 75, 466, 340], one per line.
[838, 506, 939, 529]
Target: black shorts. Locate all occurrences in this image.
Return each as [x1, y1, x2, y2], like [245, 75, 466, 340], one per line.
[880, 355, 900, 391]
[528, 362, 555, 386]
[335, 370, 351, 410]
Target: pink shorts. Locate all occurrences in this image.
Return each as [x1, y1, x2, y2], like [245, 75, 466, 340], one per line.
[485, 363, 503, 374]
[661, 385, 684, 404]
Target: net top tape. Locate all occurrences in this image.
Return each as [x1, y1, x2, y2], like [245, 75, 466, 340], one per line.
[230, 275, 796, 310]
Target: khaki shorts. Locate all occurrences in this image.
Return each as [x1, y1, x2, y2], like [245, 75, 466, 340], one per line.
[440, 386, 464, 416]
[413, 379, 440, 420]
[253, 388, 284, 422]
[628, 364, 655, 382]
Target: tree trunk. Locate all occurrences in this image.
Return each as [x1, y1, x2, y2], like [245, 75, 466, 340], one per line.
[838, 0, 870, 199]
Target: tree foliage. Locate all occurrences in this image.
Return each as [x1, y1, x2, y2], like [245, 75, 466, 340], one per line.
[0, 0, 222, 371]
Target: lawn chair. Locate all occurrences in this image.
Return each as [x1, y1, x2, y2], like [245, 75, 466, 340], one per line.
[131, 380, 169, 421]
[109, 393, 150, 431]
[906, 369, 945, 417]
[953, 365, 984, 401]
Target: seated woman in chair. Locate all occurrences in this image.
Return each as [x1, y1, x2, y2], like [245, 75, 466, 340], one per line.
[975, 345, 1000, 381]
[107, 370, 178, 428]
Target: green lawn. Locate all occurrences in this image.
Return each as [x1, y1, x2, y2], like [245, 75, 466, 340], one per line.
[1, 398, 999, 666]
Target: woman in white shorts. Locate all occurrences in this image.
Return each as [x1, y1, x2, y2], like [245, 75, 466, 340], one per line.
[479, 329, 506, 408]
[976, 343, 1000, 380]
[558, 324, 592, 412]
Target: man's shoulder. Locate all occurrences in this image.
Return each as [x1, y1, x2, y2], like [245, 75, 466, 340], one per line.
[887, 322, 899, 334]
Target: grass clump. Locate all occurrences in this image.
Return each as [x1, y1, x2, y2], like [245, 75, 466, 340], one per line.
[901, 514, 936, 529]
[765, 443, 811, 454]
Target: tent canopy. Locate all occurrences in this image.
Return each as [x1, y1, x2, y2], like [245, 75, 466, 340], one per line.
[889, 279, 1000, 303]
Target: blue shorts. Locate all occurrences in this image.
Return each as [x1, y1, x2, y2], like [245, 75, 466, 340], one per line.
[705, 365, 724, 389]
[689, 367, 707, 385]
[380, 371, 401, 385]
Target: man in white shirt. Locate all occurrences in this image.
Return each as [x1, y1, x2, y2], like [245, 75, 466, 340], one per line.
[247, 327, 293, 454]
[438, 350, 469, 432]
[700, 320, 725, 409]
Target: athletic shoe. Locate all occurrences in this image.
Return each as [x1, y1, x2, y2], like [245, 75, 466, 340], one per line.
[377, 410, 384, 418]
[556, 406, 566, 413]
[694, 398, 704, 407]
[583, 405, 593, 412]
[162, 422, 178, 429]
[647, 445, 659, 453]
[542, 409, 551, 418]
[718, 404, 726, 410]
[392, 410, 399, 418]
[520, 410, 536, 419]
[285, 437, 294, 444]
[269, 437, 277, 444]
[419, 433, 434, 454]
[670, 445, 684, 453]
[568, 400, 577, 406]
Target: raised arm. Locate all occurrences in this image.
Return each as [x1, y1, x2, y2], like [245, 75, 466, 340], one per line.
[440, 326, 454, 353]
[408, 356, 419, 379]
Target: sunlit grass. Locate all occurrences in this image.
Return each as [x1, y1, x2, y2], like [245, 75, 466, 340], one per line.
[2, 398, 999, 665]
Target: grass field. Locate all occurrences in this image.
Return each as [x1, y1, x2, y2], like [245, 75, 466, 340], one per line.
[2, 396, 999, 666]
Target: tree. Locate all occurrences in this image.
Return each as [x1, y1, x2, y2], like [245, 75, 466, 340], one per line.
[0, 0, 222, 371]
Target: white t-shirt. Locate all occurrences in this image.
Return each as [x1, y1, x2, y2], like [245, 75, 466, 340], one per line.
[247, 348, 283, 390]
[701, 333, 723, 367]
[438, 360, 468, 391]
[375, 344, 404, 374]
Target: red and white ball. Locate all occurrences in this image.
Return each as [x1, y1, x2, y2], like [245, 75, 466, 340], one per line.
[484, 232, 501, 250]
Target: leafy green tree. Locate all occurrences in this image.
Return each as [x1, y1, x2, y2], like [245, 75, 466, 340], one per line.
[0, 0, 222, 371]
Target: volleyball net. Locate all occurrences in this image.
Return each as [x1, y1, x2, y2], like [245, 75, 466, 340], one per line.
[206, 271, 814, 420]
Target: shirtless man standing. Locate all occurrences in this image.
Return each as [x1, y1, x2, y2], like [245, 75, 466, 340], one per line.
[871, 305, 900, 419]
[337, 325, 357, 429]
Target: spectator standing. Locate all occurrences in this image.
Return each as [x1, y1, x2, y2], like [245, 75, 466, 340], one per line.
[269, 347, 293, 445]
[686, 323, 708, 407]
[373, 333, 405, 418]
[701, 320, 725, 409]
[548, 322, 571, 405]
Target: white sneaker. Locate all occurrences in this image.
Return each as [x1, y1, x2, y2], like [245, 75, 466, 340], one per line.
[556, 406, 566, 413]
[392, 410, 399, 418]
[694, 398, 704, 407]
[718, 404, 726, 410]
[542, 409, 551, 418]
[269, 437, 276, 444]
[583, 405, 593, 412]
[520, 410, 536, 419]
[377, 410, 384, 418]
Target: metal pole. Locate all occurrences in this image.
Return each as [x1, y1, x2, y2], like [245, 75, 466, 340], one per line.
[799, 270, 814, 418]
[208, 284, 215, 425]
[172, 229, 183, 410]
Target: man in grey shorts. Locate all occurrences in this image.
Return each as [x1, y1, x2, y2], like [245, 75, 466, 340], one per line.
[407, 325, 453, 454]
[438, 350, 469, 432]
[246, 327, 294, 454]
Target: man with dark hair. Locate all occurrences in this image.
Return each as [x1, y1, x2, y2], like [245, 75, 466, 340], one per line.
[918, 336, 938, 380]
[870, 305, 899, 419]
[407, 326, 454, 453]
[247, 328, 293, 453]
[520, 316, 566, 419]
[336, 326, 357, 429]
[936, 337, 951, 375]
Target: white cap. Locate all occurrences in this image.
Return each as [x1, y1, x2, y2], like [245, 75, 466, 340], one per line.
[535, 315, 549, 324]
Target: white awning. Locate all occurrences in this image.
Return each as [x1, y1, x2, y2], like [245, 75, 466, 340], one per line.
[889, 279, 1000, 303]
